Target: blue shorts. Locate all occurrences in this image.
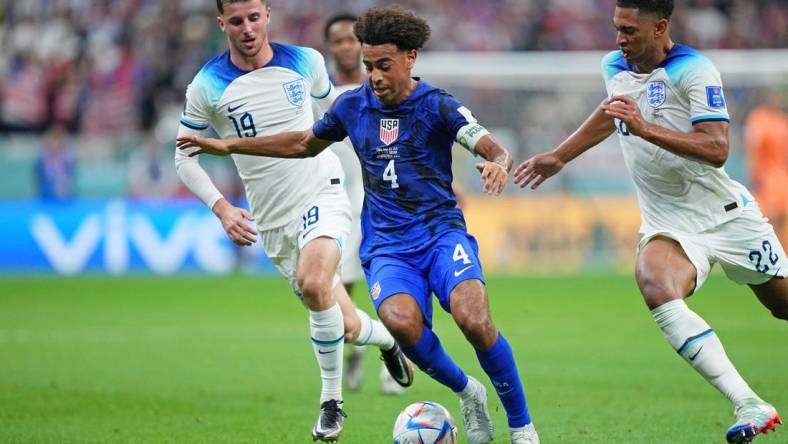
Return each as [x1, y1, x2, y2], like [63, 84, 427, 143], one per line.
[363, 230, 485, 326]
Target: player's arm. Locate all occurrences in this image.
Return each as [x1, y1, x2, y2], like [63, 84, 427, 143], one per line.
[175, 128, 258, 247]
[448, 99, 511, 196]
[469, 134, 513, 196]
[175, 83, 257, 247]
[603, 95, 729, 167]
[176, 129, 333, 159]
[514, 99, 616, 189]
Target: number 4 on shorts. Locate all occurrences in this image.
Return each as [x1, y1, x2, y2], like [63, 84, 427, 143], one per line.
[453, 243, 471, 265]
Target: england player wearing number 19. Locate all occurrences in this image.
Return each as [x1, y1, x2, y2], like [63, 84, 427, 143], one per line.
[174, 1, 412, 441]
[177, 5, 539, 444]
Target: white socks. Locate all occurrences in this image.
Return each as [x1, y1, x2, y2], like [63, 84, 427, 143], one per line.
[310, 303, 345, 404]
[351, 308, 396, 351]
[651, 300, 759, 406]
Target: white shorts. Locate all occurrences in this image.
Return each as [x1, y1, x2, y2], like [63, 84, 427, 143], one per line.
[639, 205, 788, 290]
[259, 182, 352, 299]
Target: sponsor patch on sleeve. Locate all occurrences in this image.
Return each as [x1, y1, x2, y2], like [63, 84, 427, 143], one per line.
[706, 86, 726, 109]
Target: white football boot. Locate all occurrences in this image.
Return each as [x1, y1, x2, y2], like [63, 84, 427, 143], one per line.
[459, 376, 494, 444]
[726, 399, 782, 444]
[510, 423, 540, 444]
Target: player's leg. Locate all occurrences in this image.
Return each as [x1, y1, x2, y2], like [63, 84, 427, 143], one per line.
[435, 232, 536, 443]
[705, 208, 787, 443]
[750, 276, 788, 321]
[296, 236, 348, 441]
[448, 279, 536, 444]
[331, 278, 411, 390]
[377, 293, 467, 391]
[638, 235, 770, 442]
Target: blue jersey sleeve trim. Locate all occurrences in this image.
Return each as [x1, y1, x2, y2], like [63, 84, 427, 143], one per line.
[312, 83, 332, 99]
[691, 114, 730, 124]
[180, 119, 209, 130]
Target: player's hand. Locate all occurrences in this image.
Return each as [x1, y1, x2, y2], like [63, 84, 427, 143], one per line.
[475, 161, 508, 196]
[513, 152, 565, 190]
[176, 135, 231, 157]
[601, 95, 649, 136]
[212, 199, 257, 246]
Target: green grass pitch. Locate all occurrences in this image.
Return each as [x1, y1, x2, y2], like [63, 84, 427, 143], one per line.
[0, 274, 785, 443]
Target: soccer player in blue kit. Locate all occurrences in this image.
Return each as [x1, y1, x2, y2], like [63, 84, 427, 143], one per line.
[178, 5, 539, 443]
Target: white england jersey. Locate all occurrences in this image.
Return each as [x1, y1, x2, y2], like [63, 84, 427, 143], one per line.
[178, 43, 344, 230]
[602, 44, 754, 234]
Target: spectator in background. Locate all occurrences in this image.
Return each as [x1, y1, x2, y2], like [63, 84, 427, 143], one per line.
[0, 51, 48, 133]
[745, 90, 788, 243]
[127, 130, 180, 198]
[35, 123, 75, 200]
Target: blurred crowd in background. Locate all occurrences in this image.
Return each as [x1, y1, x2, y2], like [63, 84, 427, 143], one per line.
[0, 0, 786, 205]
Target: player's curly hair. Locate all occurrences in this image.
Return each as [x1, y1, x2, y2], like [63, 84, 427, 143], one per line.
[616, 0, 674, 20]
[354, 5, 431, 51]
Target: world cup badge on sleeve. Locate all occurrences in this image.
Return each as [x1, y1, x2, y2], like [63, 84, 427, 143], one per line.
[370, 281, 382, 300]
[379, 119, 400, 145]
[647, 81, 666, 108]
[282, 80, 305, 107]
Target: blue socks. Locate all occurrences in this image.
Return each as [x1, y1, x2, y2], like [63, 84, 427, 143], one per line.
[476, 333, 531, 428]
[401, 326, 468, 392]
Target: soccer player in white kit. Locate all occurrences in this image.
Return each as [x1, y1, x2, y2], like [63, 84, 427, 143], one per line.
[174, 1, 412, 441]
[321, 12, 406, 397]
[514, 1, 785, 443]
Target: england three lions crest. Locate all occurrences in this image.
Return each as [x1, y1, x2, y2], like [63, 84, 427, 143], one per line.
[647, 81, 666, 108]
[283, 80, 305, 107]
[379, 119, 399, 145]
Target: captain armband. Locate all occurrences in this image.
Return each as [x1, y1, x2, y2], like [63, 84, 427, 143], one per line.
[456, 123, 490, 154]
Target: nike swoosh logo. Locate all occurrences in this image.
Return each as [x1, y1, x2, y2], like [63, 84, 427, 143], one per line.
[689, 346, 703, 361]
[227, 103, 247, 113]
[318, 349, 335, 355]
[394, 361, 410, 385]
[454, 265, 473, 277]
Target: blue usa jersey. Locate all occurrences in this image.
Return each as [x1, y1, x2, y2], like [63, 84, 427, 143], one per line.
[313, 81, 475, 263]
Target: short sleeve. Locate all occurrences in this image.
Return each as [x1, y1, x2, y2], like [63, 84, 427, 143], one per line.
[180, 81, 212, 131]
[305, 48, 333, 100]
[313, 103, 348, 142]
[437, 93, 476, 135]
[685, 63, 730, 125]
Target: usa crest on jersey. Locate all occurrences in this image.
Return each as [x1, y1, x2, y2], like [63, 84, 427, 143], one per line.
[379, 119, 399, 145]
[647, 81, 666, 108]
[282, 79, 305, 107]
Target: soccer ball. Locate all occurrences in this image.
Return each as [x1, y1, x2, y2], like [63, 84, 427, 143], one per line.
[393, 401, 458, 444]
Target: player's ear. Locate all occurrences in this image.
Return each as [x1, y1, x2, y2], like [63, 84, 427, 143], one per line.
[217, 16, 226, 33]
[406, 50, 417, 69]
[654, 18, 668, 38]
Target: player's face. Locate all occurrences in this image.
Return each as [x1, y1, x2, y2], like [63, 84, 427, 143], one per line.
[613, 7, 664, 66]
[362, 43, 416, 106]
[218, 0, 271, 60]
[327, 20, 361, 73]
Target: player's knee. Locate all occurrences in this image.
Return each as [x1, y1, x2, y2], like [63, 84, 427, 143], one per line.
[455, 315, 496, 350]
[637, 273, 682, 310]
[378, 303, 422, 347]
[297, 274, 332, 306]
